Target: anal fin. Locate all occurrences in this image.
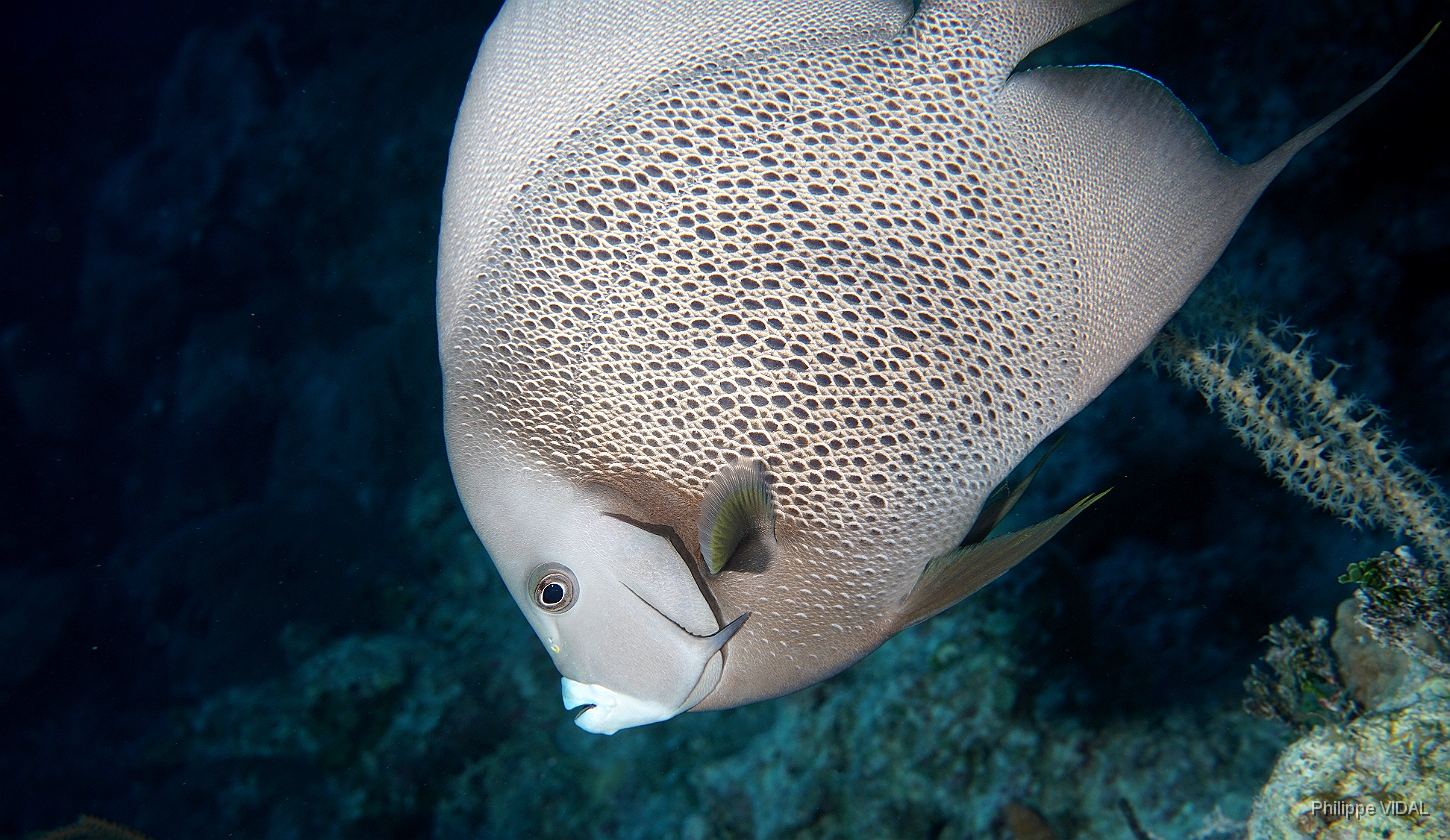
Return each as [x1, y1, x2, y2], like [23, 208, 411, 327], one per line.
[960, 434, 1066, 548]
[895, 489, 1108, 630]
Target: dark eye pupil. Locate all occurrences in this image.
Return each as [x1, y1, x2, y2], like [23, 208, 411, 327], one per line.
[541, 582, 565, 605]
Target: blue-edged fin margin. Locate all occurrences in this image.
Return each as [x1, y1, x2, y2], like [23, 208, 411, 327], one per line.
[698, 458, 778, 576]
[894, 489, 1110, 631]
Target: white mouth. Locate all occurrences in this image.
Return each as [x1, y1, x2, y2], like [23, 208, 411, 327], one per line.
[561, 678, 680, 735]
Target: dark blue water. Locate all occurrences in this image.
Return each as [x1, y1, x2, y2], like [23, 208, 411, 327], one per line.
[3, 1, 1445, 837]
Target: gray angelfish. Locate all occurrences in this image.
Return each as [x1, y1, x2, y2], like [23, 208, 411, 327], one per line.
[436, 0, 1428, 733]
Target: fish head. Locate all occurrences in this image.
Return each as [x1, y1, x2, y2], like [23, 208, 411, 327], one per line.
[450, 447, 744, 734]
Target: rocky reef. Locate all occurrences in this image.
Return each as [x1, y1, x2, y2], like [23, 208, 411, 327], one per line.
[1249, 600, 1448, 840]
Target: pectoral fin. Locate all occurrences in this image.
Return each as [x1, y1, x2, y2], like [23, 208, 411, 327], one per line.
[896, 490, 1109, 630]
[698, 458, 777, 576]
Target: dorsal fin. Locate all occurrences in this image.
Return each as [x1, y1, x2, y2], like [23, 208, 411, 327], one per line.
[698, 459, 777, 576]
[996, 28, 1434, 409]
[952, 0, 1137, 80]
[896, 490, 1108, 630]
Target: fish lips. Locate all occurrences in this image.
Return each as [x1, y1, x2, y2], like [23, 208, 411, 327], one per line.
[559, 589, 749, 734]
[561, 678, 680, 735]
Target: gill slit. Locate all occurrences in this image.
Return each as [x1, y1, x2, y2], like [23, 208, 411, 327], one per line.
[618, 579, 749, 667]
[601, 511, 726, 627]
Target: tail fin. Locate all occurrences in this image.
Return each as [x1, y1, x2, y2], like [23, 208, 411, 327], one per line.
[1250, 23, 1438, 182]
[997, 26, 1435, 409]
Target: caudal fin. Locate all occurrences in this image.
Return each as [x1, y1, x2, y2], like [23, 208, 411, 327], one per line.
[996, 26, 1435, 409]
[1249, 23, 1439, 183]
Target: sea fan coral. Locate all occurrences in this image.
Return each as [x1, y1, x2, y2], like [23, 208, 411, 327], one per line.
[1148, 287, 1450, 676]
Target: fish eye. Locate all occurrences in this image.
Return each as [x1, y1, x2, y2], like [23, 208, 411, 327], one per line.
[530, 563, 577, 613]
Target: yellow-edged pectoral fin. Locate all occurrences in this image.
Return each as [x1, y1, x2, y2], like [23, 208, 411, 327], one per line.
[697, 458, 776, 576]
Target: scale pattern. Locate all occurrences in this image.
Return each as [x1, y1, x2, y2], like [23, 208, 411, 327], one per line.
[448, 10, 1086, 575]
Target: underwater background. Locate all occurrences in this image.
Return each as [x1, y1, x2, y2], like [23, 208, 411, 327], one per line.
[2, 0, 1447, 837]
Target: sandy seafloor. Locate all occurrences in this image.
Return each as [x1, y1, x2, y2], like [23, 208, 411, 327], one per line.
[2, 0, 1446, 837]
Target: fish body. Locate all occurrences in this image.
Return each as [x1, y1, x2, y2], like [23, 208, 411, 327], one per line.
[438, 0, 1418, 732]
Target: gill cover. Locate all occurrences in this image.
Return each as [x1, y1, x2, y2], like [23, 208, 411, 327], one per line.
[447, 447, 746, 734]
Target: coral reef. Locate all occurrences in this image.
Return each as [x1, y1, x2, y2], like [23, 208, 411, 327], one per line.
[1244, 598, 1449, 838]
[1248, 676, 1449, 840]
[1150, 289, 1450, 839]
[168, 506, 1286, 838]
[1233, 587, 1450, 839]
[1242, 616, 1357, 733]
[1236, 584, 1450, 840]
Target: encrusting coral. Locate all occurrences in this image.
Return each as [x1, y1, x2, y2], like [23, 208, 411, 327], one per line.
[1246, 674, 1450, 840]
